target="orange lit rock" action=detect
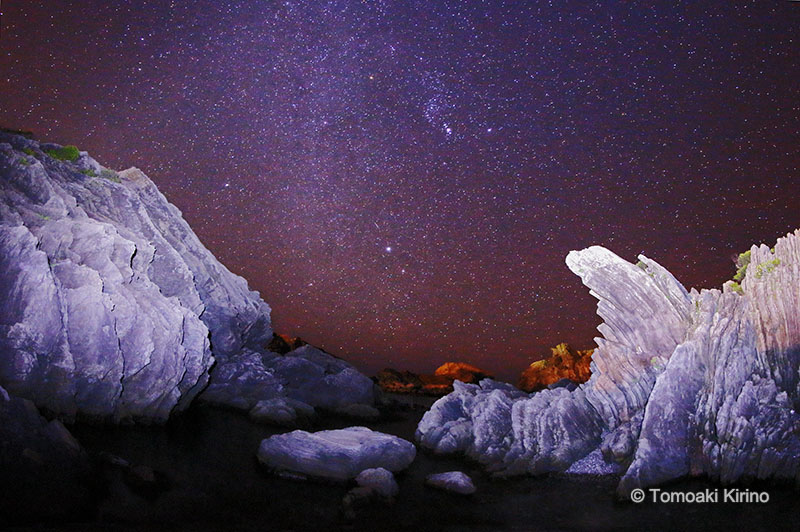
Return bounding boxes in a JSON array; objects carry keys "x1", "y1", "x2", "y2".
[
  {"x1": 433, "y1": 362, "x2": 493, "y2": 384},
  {"x1": 517, "y1": 343, "x2": 593, "y2": 392},
  {"x1": 376, "y1": 362, "x2": 493, "y2": 396}
]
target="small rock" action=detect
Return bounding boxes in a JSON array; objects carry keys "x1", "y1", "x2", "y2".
[
  {"x1": 425, "y1": 471, "x2": 476, "y2": 495},
  {"x1": 267, "y1": 333, "x2": 307, "y2": 354},
  {"x1": 249, "y1": 397, "x2": 315, "y2": 427},
  {"x1": 433, "y1": 362, "x2": 493, "y2": 384},
  {"x1": 355, "y1": 467, "x2": 399, "y2": 498}
]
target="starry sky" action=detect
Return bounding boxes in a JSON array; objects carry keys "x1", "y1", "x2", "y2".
[{"x1": 1, "y1": 1, "x2": 799, "y2": 380}]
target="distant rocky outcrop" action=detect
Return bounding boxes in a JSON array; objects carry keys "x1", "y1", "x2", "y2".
[
  {"x1": 517, "y1": 343, "x2": 593, "y2": 392},
  {"x1": 375, "y1": 369, "x2": 427, "y2": 394},
  {"x1": 0, "y1": 131, "x2": 375, "y2": 423},
  {"x1": 434, "y1": 362, "x2": 493, "y2": 384},
  {"x1": 376, "y1": 362, "x2": 492, "y2": 396},
  {"x1": 417, "y1": 231, "x2": 800, "y2": 496}
]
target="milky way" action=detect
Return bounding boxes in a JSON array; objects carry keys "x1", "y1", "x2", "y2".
[{"x1": 1, "y1": 1, "x2": 799, "y2": 379}]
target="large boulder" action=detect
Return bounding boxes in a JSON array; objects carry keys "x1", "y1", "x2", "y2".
[
  {"x1": 0, "y1": 133, "x2": 230, "y2": 421},
  {"x1": 257, "y1": 426, "x2": 416, "y2": 481},
  {"x1": 416, "y1": 231, "x2": 800, "y2": 495},
  {"x1": 0, "y1": 132, "x2": 276, "y2": 421}
]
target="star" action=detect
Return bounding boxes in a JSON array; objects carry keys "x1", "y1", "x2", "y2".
[{"x1": 3, "y1": 0, "x2": 796, "y2": 382}]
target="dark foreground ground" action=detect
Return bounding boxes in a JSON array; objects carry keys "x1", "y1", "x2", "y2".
[{"x1": 4, "y1": 398, "x2": 799, "y2": 532}]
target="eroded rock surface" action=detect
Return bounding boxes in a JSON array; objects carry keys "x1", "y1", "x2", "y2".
[
  {"x1": 417, "y1": 232, "x2": 800, "y2": 495},
  {"x1": 0, "y1": 132, "x2": 377, "y2": 423},
  {"x1": 0, "y1": 134, "x2": 231, "y2": 421}
]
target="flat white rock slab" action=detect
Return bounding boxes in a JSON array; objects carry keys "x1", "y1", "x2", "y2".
[{"x1": 257, "y1": 426, "x2": 416, "y2": 481}]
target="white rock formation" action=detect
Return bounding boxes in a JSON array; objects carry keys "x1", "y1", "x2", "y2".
[
  {"x1": 257, "y1": 426, "x2": 416, "y2": 481},
  {"x1": 0, "y1": 136, "x2": 230, "y2": 422},
  {"x1": 0, "y1": 132, "x2": 378, "y2": 422},
  {"x1": 416, "y1": 231, "x2": 800, "y2": 495}
]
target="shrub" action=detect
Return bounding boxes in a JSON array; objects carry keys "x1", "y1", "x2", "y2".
[
  {"x1": 19, "y1": 157, "x2": 30, "y2": 166},
  {"x1": 80, "y1": 168, "x2": 97, "y2": 177},
  {"x1": 22, "y1": 147, "x2": 36, "y2": 156},
  {"x1": 728, "y1": 281, "x2": 744, "y2": 295},
  {"x1": 754, "y1": 258, "x2": 781, "y2": 279},
  {"x1": 45, "y1": 145, "x2": 80, "y2": 162},
  {"x1": 732, "y1": 250, "x2": 751, "y2": 282}
]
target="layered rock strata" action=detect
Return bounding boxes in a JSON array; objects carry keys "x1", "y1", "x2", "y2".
[{"x1": 417, "y1": 233, "x2": 800, "y2": 495}]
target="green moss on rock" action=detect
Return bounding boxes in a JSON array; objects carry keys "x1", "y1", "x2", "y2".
[{"x1": 45, "y1": 145, "x2": 80, "y2": 162}]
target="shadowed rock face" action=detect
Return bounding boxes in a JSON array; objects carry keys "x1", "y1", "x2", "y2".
[
  {"x1": 0, "y1": 384, "x2": 92, "y2": 523},
  {"x1": 518, "y1": 343, "x2": 593, "y2": 393},
  {"x1": 417, "y1": 232, "x2": 800, "y2": 494},
  {"x1": 267, "y1": 333, "x2": 307, "y2": 354},
  {"x1": 201, "y1": 344, "x2": 376, "y2": 418},
  {"x1": 0, "y1": 131, "x2": 377, "y2": 424}
]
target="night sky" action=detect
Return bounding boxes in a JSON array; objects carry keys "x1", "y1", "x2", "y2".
[{"x1": 1, "y1": 1, "x2": 799, "y2": 380}]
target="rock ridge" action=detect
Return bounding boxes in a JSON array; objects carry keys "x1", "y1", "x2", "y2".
[{"x1": 416, "y1": 231, "x2": 800, "y2": 495}]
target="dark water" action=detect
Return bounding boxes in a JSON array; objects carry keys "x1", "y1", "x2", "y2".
[{"x1": 11, "y1": 403, "x2": 800, "y2": 532}]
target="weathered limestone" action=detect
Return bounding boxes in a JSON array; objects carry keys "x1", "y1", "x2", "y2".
[{"x1": 417, "y1": 232, "x2": 800, "y2": 495}]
